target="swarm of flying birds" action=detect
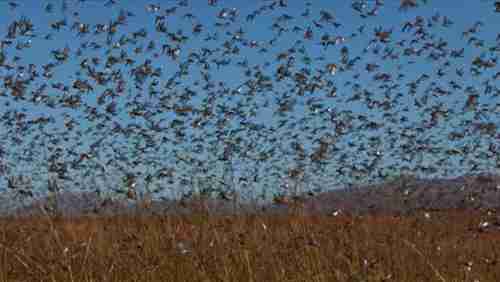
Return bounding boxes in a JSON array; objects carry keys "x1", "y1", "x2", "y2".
[{"x1": 0, "y1": 0, "x2": 499, "y2": 209}]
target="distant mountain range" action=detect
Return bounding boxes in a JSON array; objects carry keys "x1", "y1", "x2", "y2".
[
  {"x1": 3, "y1": 173, "x2": 500, "y2": 217},
  {"x1": 300, "y1": 173, "x2": 500, "y2": 216}
]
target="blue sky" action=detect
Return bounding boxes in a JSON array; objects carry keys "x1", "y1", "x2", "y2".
[{"x1": 0, "y1": 0, "x2": 499, "y2": 202}]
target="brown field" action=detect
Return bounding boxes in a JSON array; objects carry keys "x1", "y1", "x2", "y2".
[{"x1": 1, "y1": 207, "x2": 500, "y2": 282}]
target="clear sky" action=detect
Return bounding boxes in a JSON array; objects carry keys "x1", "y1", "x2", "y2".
[{"x1": 0, "y1": 0, "x2": 499, "y2": 202}]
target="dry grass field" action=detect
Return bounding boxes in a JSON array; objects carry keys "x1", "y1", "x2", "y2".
[{"x1": 1, "y1": 207, "x2": 500, "y2": 282}]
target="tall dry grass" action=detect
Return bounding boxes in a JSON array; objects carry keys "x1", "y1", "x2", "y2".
[{"x1": 0, "y1": 208, "x2": 499, "y2": 281}]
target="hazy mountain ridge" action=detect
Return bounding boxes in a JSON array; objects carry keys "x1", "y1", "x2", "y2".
[
  {"x1": 301, "y1": 173, "x2": 500, "y2": 216},
  {"x1": 4, "y1": 173, "x2": 500, "y2": 217}
]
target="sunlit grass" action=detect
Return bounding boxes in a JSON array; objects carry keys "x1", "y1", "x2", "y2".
[{"x1": 1, "y1": 207, "x2": 499, "y2": 281}]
